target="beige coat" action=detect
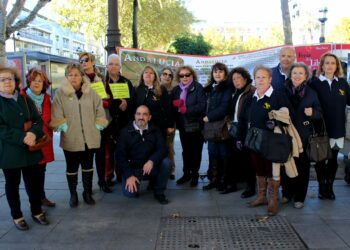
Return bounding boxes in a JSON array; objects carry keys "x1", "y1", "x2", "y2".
[
  {"x1": 268, "y1": 107, "x2": 303, "y2": 180},
  {"x1": 51, "y1": 80, "x2": 108, "y2": 152}
]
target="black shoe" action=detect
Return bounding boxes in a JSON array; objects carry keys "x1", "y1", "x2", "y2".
[
  {"x1": 82, "y1": 191, "x2": 95, "y2": 205},
  {"x1": 203, "y1": 182, "x2": 217, "y2": 190},
  {"x1": 220, "y1": 185, "x2": 238, "y2": 194},
  {"x1": 154, "y1": 194, "x2": 169, "y2": 205},
  {"x1": 99, "y1": 182, "x2": 112, "y2": 193},
  {"x1": 190, "y1": 178, "x2": 198, "y2": 187},
  {"x1": 13, "y1": 218, "x2": 29, "y2": 231},
  {"x1": 69, "y1": 192, "x2": 79, "y2": 208},
  {"x1": 169, "y1": 174, "x2": 175, "y2": 180},
  {"x1": 216, "y1": 182, "x2": 225, "y2": 192},
  {"x1": 240, "y1": 188, "x2": 256, "y2": 198},
  {"x1": 327, "y1": 181, "x2": 336, "y2": 200},
  {"x1": 176, "y1": 175, "x2": 191, "y2": 185},
  {"x1": 32, "y1": 213, "x2": 49, "y2": 225},
  {"x1": 106, "y1": 179, "x2": 117, "y2": 187}
]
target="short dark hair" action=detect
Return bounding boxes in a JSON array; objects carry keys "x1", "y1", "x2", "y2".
[{"x1": 228, "y1": 67, "x2": 253, "y2": 86}]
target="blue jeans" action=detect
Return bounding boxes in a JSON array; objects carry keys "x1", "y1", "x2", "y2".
[{"x1": 122, "y1": 158, "x2": 171, "y2": 197}]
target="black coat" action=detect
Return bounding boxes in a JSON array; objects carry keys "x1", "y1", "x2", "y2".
[
  {"x1": 309, "y1": 77, "x2": 350, "y2": 138},
  {"x1": 135, "y1": 84, "x2": 173, "y2": 136},
  {"x1": 172, "y1": 81, "x2": 206, "y2": 132},
  {"x1": 204, "y1": 81, "x2": 232, "y2": 122},
  {"x1": 284, "y1": 82, "x2": 322, "y2": 146},
  {"x1": 116, "y1": 122, "x2": 167, "y2": 179}
]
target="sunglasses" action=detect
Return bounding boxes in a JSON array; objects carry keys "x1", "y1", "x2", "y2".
[
  {"x1": 179, "y1": 73, "x2": 192, "y2": 78},
  {"x1": 79, "y1": 58, "x2": 90, "y2": 64},
  {"x1": 162, "y1": 72, "x2": 173, "y2": 78}
]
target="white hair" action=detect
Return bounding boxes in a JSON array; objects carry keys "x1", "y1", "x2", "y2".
[{"x1": 107, "y1": 53, "x2": 120, "y2": 63}]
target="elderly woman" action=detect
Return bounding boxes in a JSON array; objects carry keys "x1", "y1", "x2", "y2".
[
  {"x1": 160, "y1": 67, "x2": 176, "y2": 180},
  {"x1": 172, "y1": 66, "x2": 206, "y2": 186},
  {"x1": 310, "y1": 53, "x2": 350, "y2": 200},
  {"x1": 202, "y1": 63, "x2": 232, "y2": 192},
  {"x1": 0, "y1": 67, "x2": 48, "y2": 230},
  {"x1": 79, "y1": 52, "x2": 112, "y2": 193},
  {"x1": 51, "y1": 63, "x2": 107, "y2": 207},
  {"x1": 237, "y1": 65, "x2": 291, "y2": 216},
  {"x1": 21, "y1": 68, "x2": 55, "y2": 207},
  {"x1": 227, "y1": 67, "x2": 256, "y2": 197},
  {"x1": 283, "y1": 63, "x2": 322, "y2": 209},
  {"x1": 135, "y1": 65, "x2": 173, "y2": 139}
]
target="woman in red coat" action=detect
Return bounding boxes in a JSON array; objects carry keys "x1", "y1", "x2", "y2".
[{"x1": 22, "y1": 68, "x2": 55, "y2": 207}]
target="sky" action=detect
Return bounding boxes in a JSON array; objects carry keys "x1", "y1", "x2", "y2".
[{"x1": 185, "y1": 0, "x2": 348, "y2": 32}]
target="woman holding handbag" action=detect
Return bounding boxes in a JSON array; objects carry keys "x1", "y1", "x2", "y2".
[
  {"x1": 21, "y1": 68, "x2": 55, "y2": 207},
  {"x1": 202, "y1": 63, "x2": 233, "y2": 192},
  {"x1": 237, "y1": 65, "x2": 291, "y2": 216},
  {"x1": 0, "y1": 67, "x2": 49, "y2": 230},
  {"x1": 309, "y1": 53, "x2": 350, "y2": 200},
  {"x1": 283, "y1": 63, "x2": 322, "y2": 209}
]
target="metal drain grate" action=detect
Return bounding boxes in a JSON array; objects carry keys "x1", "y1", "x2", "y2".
[{"x1": 156, "y1": 216, "x2": 307, "y2": 250}]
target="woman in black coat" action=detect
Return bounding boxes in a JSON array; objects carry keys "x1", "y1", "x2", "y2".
[
  {"x1": 283, "y1": 63, "x2": 322, "y2": 209},
  {"x1": 309, "y1": 52, "x2": 350, "y2": 200},
  {"x1": 172, "y1": 66, "x2": 206, "y2": 186}
]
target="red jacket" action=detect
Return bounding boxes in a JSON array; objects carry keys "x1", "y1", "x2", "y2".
[{"x1": 21, "y1": 89, "x2": 54, "y2": 164}]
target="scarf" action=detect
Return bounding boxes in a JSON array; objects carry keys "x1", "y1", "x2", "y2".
[
  {"x1": 179, "y1": 81, "x2": 192, "y2": 105},
  {"x1": 86, "y1": 72, "x2": 96, "y2": 83},
  {"x1": 26, "y1": 88, "x2": 44, "y2": 114}
]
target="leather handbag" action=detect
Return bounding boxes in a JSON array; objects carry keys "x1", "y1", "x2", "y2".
[
  {"x1": 202, "y1": 118, "x2": 230, "y2": 142},
  {"x1": 306, "y1": 118, "x2": 332, "y2": 162},
  {"x1": 244, "y1": 127, "x2": 265, "y2": 153}
]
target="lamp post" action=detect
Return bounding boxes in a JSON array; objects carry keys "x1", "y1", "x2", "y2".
[
  {"x1": 106, "y1": 0, "x2": 122, "y2": 55},
  {"x1": 318, "y1": 7, "x2": 328, "y2": 43}
]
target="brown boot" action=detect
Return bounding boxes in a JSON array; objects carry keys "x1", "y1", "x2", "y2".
[
  {"x1": 267, "y1": 178, "x2": 280, "y2": 216},
  {"x1": 248, "y1": 176, "x2": 268, "y2": 207}
]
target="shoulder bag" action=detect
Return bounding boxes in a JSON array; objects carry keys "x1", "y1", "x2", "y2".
[{"x1": 202, "y1": 117, "x2": 230, "y2": 142}]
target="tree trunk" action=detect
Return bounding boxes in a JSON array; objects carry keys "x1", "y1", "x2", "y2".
[
  {"x1": 280, "y1": 0, "x2": 293, "y2": 44},
  {"x1": 132, "y1": 0, "x2": 138, "y2": 48}
]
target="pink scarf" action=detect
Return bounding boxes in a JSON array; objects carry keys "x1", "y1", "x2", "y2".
[{"x1": 179, "y1": 81, "x2": 192, "y2": 104}]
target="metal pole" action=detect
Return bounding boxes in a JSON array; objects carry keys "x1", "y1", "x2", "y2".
[
  {"x1": 318, "y1": 7, "x2": 328, "y2": 44},
  {"x1": 106, "y1": 0, "x2": 122, "y2": 55}
]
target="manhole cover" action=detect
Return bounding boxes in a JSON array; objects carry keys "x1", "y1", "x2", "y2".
[{"x1": 156, "y1": 216, "x2": 307, "y2": 250}]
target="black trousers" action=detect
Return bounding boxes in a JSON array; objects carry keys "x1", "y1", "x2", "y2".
[
  {"x1": 38, "y1": 163, "x2": 47, "y2": 199},
  {"x1": 63, "y1": 146, "x2": 95, "y2": 174},
  {"x1": 179, "y1": 130, "x2": 204, "y2": 177},
  {"x1": 3, "y1": 165, "x2": 43, "y2": 220},
  {"x1": 282, "y1": 152, "x2": 310, "y2": 202},
  {"x1": 95, "y1": 130, "x2": 108, "y2": 184}
]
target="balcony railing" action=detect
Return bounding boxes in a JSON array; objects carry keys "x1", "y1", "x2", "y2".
[{"x1": 18, "y1": 31, "x2": 53, "y2": 45}]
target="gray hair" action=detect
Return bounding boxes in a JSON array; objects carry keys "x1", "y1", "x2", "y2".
[{"x1": 107, "y1": 53, "x2": 120, "y2": 64}]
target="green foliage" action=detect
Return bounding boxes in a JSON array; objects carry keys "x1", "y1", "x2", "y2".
[
  {"x1": 329, "y1": 17, "x2": 350, "y2": 43},
  {"x1": 168, "y1": 34, "x2": 212, "y2": 55},
  {"x1": 54, "y1": 0, "x2": 194, "y2": 49}
]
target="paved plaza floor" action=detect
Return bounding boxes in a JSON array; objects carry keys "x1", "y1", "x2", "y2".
[{"x1": 1, "y1": 133, "x2": 350, "y2": 250}]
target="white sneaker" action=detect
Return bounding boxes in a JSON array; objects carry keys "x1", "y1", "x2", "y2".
[{"x1": 294, "y1": 202, "x2": 304, "y2": 209}]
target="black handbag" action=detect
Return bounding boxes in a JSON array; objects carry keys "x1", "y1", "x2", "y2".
[
  {"x1": 306, "y1": 118, "x2": 332, "y2": 162},
  {"x1": 202, "y1": 118, "x2": 230, "y2": 142},
  {"x1": 244, "y1": 127, "x2": 265, "y2": 153},
  {"x1": 183, "y1": 118, "x2": 201, "y2": 133},
  {"x1": 228, "y1": 121, "x2": 238, "y2": 138}
]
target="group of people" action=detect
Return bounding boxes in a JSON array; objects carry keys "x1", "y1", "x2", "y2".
[{"x1": 1, "y1": 47, "x2": 349, "y2": 231}]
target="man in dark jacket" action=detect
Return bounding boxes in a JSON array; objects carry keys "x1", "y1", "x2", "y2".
[
  {"x1": 271, "y1": 46, "x2": 296, "y2": 90},
  {"x1": 116, "y1": 105, "x2": 171, "y2": 204}
]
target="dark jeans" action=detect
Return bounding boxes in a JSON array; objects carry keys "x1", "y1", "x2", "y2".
[
  {"x1": 179, "y1": 130, "x2": 204, "y2": 178},
  {"x1": 122, "y1": 158, "x2": 171, "y2": 197},
  {"x1": 95, "y1": 130, "x2": 107, "y2": 184},
  {"x1": 63, "y1": 146, "x2": 95, "y2": 174},
  {"x1": 3, "y1": 165, "x2": 43, "y2": 220},
  {"x1": 38, "y1": 163, "x2": 47, "y2": 199},
  {"x1": 282, "y1": 152, "x2": 310, "y2": 202}
]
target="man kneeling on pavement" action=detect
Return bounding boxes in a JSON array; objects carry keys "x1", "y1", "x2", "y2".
[{"x1": 116, "y1": 105, "x2": 171, "y2": 204}]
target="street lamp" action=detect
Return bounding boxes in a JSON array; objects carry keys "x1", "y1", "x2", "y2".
[
  {"x1": 318, "y1": 7, "x2": 328, "y2": 43},
  {"x1": 105, "y1": 0, "x2": 122, "y2": 55}
]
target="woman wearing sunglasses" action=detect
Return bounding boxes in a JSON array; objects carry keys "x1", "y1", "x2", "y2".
[
  {"x1": 172, "y1": 66, "x2": 206, "y2": 187},
  {"x1": 160, "y1": 67, "x2": 177, "y2": 180},
  {"x1": 79, "y1": 52, "x2": 112, "y2": 193}
]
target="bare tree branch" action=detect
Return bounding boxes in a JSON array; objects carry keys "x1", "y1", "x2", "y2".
[
  {"x1": 7, "y1": 0, "x2": 50, "y2": 37},
  {"x1": 7, "y1": 0, "x2": 25, "y2": 26}
]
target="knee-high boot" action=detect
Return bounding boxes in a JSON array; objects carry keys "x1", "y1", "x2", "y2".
[
  {"x1": 326, "y1": 153, "x2": 338, "y2": 200},
  {"x1": 66, "y1": 173, "x2": 78, "y2": 207},
  {"x1": 82, "y1": 170, "x2": 95, "y2": 205},
  {"x1": 203, "y1": 159, "x2": 219, "y2": 190},
  {"x1": 314, "y1": 161, "x2": 327, "y2": 199},
  {"x1": 267, "y1": 178, "x2": 280, "y2": 216},
  {"x1": 249, "y1": 176, "x2": 268, "y2": 207}
]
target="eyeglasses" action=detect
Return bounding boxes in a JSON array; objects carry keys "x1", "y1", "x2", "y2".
[
  {"x1": 79, "y1": 58, "x2": 89, "y2": 64},
  {"x1": 179, "y1": 73, "x2": 192, "y2": 78},
  {"x1": 162, "y1": 72, "x2": 173, "y2": 78},
  {"x1": 0, "y1": 77, "x2": 15, "y2": 83}
]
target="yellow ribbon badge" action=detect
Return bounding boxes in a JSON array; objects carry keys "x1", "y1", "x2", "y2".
[
  {"x1": 339, "y1": 89, "x2": 345, "y2": 96},
  {"x1": 263, "y1": 102, "x2": 271, "y2": 110}
]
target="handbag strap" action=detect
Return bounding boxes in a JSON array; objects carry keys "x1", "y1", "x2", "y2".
[
  {"x1": 310, "y1": 116, "x2": 328, "y2": 137},
  {"x1": 23, "y1": 95, "x2": 32, "y2": 121}
]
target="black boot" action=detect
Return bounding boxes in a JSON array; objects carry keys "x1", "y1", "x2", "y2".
[
  {"x1": 98, "y1": 181, "x2": 112, "y2": 193},
  {"x1": 82, "y1": 170, "x2": 95, "y2": 205},
  {"x1": 176, "y1": 174, "x2": 191, "y2": 185},
  {"x1": 327, "y1": 179, "x2": 336, "y2": 200},
  {"x1": 66, "y1": 173, "x2": 79, "y2": 207},
  {"x1": 220, "y1": 159, "x2": 236, "y2": 194},
  {"x1": 314, "y1": 161, "x2": 327, "y2": 199},
  {"x1": 203, "y1": 159, "x2": 219, "y2": 190},
  {"x1": 190, "y1": 173, "x2": 199, "y2": 187}
]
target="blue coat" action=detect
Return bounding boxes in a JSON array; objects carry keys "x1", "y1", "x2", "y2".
[{"x1": 271, "y1": 64, "x2": 287, "y2": 91}]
